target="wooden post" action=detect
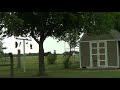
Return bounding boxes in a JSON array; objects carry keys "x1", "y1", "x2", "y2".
[
  {"x1": 17, "y1": 49, "x2": 21, "y2": 69},
  {"x1": 9, "y1": 53, "x2": 14, "y2": 78}
]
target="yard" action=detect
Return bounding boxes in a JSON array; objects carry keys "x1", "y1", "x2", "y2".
[{"x1": 1, "y1": 54, "x2": 120, "y2": 78}]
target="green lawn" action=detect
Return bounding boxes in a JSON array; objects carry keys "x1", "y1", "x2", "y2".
[{"x1": 1, "y1": 55, "x2": 120, "y2": 78}]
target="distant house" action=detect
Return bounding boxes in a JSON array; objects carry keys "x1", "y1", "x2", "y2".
[{"x1": 79, "y1": 30, "x2": 120, "y2": 69}]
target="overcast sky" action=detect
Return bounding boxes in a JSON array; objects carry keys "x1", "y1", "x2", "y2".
[{"x1": 2, "y1": 36, "x2": 74, "y2": 54}]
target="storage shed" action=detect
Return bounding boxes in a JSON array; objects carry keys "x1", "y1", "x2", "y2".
[{"x1": 79, "y1": 30, "x2": 120, "y2": 68}]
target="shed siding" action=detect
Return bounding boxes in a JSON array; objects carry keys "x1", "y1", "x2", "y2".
[
  {"x1": 80, "y1": 42, "x2": 90, "y2": 67},
  {"x1": 107, "y1": 41, "x2": 117, "y2": 66},
  {"x1": 118, "y1": 41, "x2": 120, "y2": 56}
]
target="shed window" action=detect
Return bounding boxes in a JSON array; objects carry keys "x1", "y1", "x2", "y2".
[
  {"x1": 99, "y1": 43, "x2": 104, "y2": 47},
  {"x1": 92, "y1": 55, "x2": 97, "y2": 60},
  {"x1": 100, "y1": 61, "x2": 105, "y2": 65},
  {"x1": 100, "y1": 55, "x2": 105, "y2": 60},
  {"x1": 99, "y1": 49, "x2": 105, "y2": 54},
  {"x1": 92, "y1": 49, "x2": 97, "y2": 54},
  {"x1": 92, "y1": 43, "x2": 97, "y2": 47}
]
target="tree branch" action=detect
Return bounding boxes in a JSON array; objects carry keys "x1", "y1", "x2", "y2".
[
  {"x1": 0, "y1": 25, "x2": 4, "y2": 31},
  {"x1": 40, "y1": 31, "x2": 47, "y2": 42},
  {"x1": 44, "y1": 30, "x2": 52, "y2": 38},
  {"x1": 31, "y1": 31, "x2": 39, "y2": 44}
]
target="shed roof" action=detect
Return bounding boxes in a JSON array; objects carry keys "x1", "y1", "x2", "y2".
[
  {"x1": 80, "y1": 30, "x2": 120, "y2": 41},
  {"x1": 110, "y1": 30, "x2": 120, "y2": 41}
]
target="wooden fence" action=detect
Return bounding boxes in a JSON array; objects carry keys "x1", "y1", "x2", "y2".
[{"x1": 0, "y1": 53, "x2": 14, "y2": 78}]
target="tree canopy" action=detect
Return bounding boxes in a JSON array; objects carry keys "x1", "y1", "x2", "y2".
[{"x1": 0, "y1": 12, "x2": 116, "y2": 39}]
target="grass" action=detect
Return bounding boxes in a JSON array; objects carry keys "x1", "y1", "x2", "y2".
[{"x1": 1, "y1": 54, "x2": 120, "y2": 78}]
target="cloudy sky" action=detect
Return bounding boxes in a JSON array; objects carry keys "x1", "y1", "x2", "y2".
[{"x1": 2, "y1": 36, "x2": 72, "y2": 54}]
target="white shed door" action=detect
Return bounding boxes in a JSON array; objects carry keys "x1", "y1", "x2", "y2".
[{"x1": 90, "y1": 41, "x2": 107, "y2": 67}]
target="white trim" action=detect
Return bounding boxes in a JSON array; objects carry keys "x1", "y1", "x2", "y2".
[
  {"x1": 90, "y1": 41, "x2": 98, "y2": 67},
  {"x1": 98, "y1": 41, "x2": 108, "y2": 67},
  {"x1": 79, "y1": 42, "x2": 82, "y2": 68},
  {"x1": 80, "y1": 33, "x2": 86, "y2": 41},
  {"x1": 116, "y1": 41, "x2": 119, "y2": 68},
  {"x1": 80, "y1": 39, "x2": 116, "y2": 42},
  {"x1": 105, "y1": 41, "x2": 108, "y2": 67},
  {"x1": 97, "y1": 42, "x2": 99, "y2": 67},
  {"x1": 89, "y1": 42, "x2": 92, "y2": 67},
  {"x1": 86, "y1": 66, "x2": 119, "y2": 69},
  {"x1": 90, "y1": 41, "x2": 108, "y2": 68},
  {"x1": 103, "y1": 66, "x2": 119, "y2": 68}
]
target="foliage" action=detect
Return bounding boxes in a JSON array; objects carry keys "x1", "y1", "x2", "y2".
[
  {"x1": 47, "y1": 53, "x2": 57, "y2": 64},
  {"x1": 57, "y1": 12, "x2": 115, "y2": 52},
  {"x1": 60, "y1": 29, "x2": 80, "y2": 52},
  {"x1": 0, "y1": 12, "x2": 116, "y2": 37},
  {"x1": 63, "y1": 56, "x2": 72, "y2": 68},
  {"x1": 113, "y1": 12, "x2": 120, "y2": 32}
]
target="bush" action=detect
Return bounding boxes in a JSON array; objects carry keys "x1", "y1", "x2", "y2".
[
  {"x1": 63, "y1": 56, "x2": 72, "y2": 68},
  {"x1": 47, "y1": 53, "x2": 57, "y2": 64}
]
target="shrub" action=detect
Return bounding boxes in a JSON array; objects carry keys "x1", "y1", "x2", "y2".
[
  {"x1": 63, "y1": 56, "x2": 72, "y2": 68},
  {"x1": 47, "y1": 53, "x2": 57, "y2": 64}
]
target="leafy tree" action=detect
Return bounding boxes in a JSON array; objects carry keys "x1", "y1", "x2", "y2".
[
  {"x1": 58, "y1": 12, "x2": 115, "y2": 56},
  {"x1": 61, "y1": 29, "x2": 80, "y2": 54},
  {"x1": 0, "y1": 12, "x2": 115, "y2": 75},
  {"x1": 0, "y1": 12, "x2": 80, "y2": 75}
]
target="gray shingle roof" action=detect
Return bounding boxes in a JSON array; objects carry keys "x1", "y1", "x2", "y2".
[
  {"x1": 110, "y1": 30, "x2": 120, "y2": 41},
  {"x1": 80, "y1": 30, "x2": 120, "y2": 41}
]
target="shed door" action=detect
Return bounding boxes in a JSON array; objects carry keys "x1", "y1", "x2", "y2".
[{"x1": 90, "y1": 41, "x2": 107, "y2": 67}]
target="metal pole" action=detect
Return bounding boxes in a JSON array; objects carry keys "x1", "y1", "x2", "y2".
[{"x1": 23, "y1": 40, "x2": 26, "y2": 72}]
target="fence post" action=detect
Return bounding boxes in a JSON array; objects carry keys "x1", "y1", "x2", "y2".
[
  {"x1": 9, "y1": 53, "x2": 14, "y2": 78},
  {"x1": 17, "y1": 49, "x2": 21, "y2": 69}
]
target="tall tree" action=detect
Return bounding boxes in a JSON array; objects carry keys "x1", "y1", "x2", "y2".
[
  {"x1": 0, "y1": 12, "x2": 115, "y2": 75},
  {"x1": 1, "y1": 12, "x2": 80, "y2": 75},
  {"x1": 61, "y1": 29, "x2": 80, "y2": 53},
  {"x1": 57, "y1": 12, "x2": 115, "y2": 53}
]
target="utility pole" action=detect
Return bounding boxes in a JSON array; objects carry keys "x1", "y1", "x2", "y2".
[{"x1": 16, "y1": 37, "x2": 31, "y2": 72}]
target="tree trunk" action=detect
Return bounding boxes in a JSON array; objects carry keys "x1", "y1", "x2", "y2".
[
  {"x1": 68, "y1": 45, "x2": 72, "y2": 58},
  {"x1": 38, "y1": 40, "x2": 45, "y2": 75},
  {"x1": 70, "y1": 47, "x2": 71, "y2": 53}
]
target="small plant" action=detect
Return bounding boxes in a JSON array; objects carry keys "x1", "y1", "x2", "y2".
[
  {"x1": 63, "y1": 56, "x2": 72, "y2": 68},
  {"x1": 47, "y1": 53, "x2": 57, "y2": 64}
]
